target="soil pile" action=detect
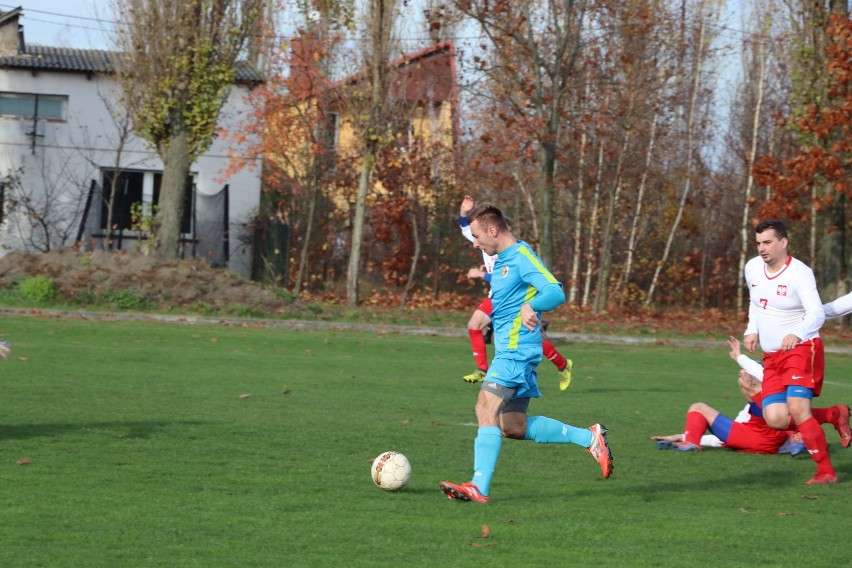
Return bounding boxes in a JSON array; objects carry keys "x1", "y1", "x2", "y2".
[{"x1": 0, "y1": 249, "x2": 286, "y2": 313}]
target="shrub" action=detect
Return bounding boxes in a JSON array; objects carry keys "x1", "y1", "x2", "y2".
[
  {"x1": 18, "y1": 275, "x2": 56, "y2": 303},
  {"x1": 97, "y1": 288, "x2": 151, "y2": 311}
]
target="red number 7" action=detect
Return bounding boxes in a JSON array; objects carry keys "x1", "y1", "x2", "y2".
[{"x1": 759, "y1": 298, "x2": 768, "y2": 309}]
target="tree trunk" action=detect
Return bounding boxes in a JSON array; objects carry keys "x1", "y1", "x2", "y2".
[
  {"x1": 582, "y1": 140, "x2": 604, "y2": 309},
  {"x1": 346, "y1": 148, "x2": 374, "y2": 306},
  {"x1": 737, "y1": 15, "x2": 767, "y2": 311},
  {"x1": 617, "y1": 113, "x2": 658, "y2": 302},
  {"x1": 569, "y1": 75, "x2": 591, "y2": 305},
  {"x1": 538, "y1": 140, "x2": 556, "y2": 264},
  {"x1": 155, "y1": 126, "x2": 192, "y2": 259},
  {"x1": 400, "y1": 209, "x2": 420, "y2": 308},
  {"x1": 593, "y1": 128, "x2": 630, "y2": 314},
  {"x1": 294, "y1": 177, "x2": 319, "y2": 295}
]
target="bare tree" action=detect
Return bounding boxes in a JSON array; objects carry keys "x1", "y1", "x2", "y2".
[
  {"x1": 454, "y1": 0, "x2": 591, "y2": 266},
  {"x1": 2, "y1": 158, "x2": 89, "y2": 252},
  {"x1": 645, "y1": 0, "x2": 713, "y2": 306},
  {"x1": 341, "y1": 0, "x2": 401, "y2": 306}
]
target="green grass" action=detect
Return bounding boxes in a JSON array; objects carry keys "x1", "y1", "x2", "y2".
[{"x1": 0, "y1": 315, "x2": 850, "y2": 567}]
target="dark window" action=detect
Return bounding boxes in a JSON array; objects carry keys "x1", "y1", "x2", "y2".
[
  {"x1": 100, "y1": 170, "x2": 143, "y2": 231},
  {"x1": 101, "y1": 171, "x2": 194, "y2": 234}
]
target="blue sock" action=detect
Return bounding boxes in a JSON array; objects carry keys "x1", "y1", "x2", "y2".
[
  {"x1": 472, "y1": 426, "x2": 502, "y2": 496},
  {"x1": 525, "y1": 416, "x2": 592, "y2": 447}
]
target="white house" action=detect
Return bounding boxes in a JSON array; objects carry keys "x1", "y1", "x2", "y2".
[{"x1": 0, "y1": 7, "x2": 263, "y2": 278}]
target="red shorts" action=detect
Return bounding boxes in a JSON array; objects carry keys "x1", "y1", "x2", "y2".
[
  {"x1": 476, "y1": 297, "x2": 493, "y2": 317},
  {"x1": 761, "y1": 338, "x2": 825, "y2": 398},
  {"x1": 725, "y1": 421, "x2": 790, "y2": 454}
]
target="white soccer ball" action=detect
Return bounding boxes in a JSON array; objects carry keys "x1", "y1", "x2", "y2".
[{"x1": 370, "y1": 451, "x2": 412, "y2": 491}]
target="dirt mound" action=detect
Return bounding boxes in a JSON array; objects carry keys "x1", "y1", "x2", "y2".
[{"x1": 0, "y1": 249, "x2": 287, "y2": 313}]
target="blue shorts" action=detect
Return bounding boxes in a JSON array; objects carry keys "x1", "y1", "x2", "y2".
[
  {"x1": 483, "y1": 347, "x2": 542, "y2": 400},
  {"x1": 763, "y1": 386, "x2": 814, "y2": 408}
]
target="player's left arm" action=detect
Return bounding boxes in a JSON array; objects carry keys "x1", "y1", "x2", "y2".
[
  {"x1": 824, "y1": 291, "x2": 852, "y2": 320},
  {"x1": 513, "y1": 245, "x2": 565, "y2": 330},
  {"x1": 521, "y1": 283, "x2": 564, "y2": 331},
  {"x1": 789, "y1": 269, "x2": 825, "y2": 346}
]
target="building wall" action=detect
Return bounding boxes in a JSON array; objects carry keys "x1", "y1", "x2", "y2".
[{"x1": 0, "y1": 67, "x2": 262, "y2": 278}]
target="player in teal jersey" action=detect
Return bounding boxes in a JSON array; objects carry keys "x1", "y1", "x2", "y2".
[{"x1": 439, "y1": 202, "x2": 613, "y2": 503}]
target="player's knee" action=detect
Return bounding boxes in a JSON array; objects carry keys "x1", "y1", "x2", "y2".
[
  {"x1": 500, "y1": 423, "x2": 526, "y2": 439},
  {"x1": 688, "y1": 402, "x2": 707, "y2": 413}
]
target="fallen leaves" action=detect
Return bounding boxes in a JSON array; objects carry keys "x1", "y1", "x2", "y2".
[{"x1": 467, "y1": 524, "x2": 495, "y2": 547}]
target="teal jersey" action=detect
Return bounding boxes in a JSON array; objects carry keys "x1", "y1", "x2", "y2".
[{"x1": 490, "y1": 240, "x2": 564, "y2": 356}]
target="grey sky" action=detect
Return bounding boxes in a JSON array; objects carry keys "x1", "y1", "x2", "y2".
[{"x1": 2, "y1": 1, "x2": 113, "y2": 49}]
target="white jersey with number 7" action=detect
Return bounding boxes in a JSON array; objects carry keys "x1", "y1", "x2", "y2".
[{"x1": 743, "y1": 255, "x2": 824, "y2": 354}]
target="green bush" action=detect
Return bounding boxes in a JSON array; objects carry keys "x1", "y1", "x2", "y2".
[
  {"x1": 18, "y1": 275, "x2": 56, "y2": 302},
  {"x1": 97, "y1": 288, "x2": 151, "y2": 311}
]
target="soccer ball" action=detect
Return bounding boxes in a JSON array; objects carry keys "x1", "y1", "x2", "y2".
[{"x1": 370, "y1": 451, "x2": 411, "y2": 491}]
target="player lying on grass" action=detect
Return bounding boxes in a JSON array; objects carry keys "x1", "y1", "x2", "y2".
[
  {"x1": 652, "y1": 368, "x2": 804, "y2": 454},
  {"x1": 652, "y1": 337, "x2": 850, "y2": 453}
]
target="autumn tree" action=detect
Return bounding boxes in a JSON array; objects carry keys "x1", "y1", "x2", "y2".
[
  {"x1": 753, "y1": 10, "x2": 852, "y2": 297},
  {"x1": 112, "y1": 0, "x2": 265, "y2": 260}
]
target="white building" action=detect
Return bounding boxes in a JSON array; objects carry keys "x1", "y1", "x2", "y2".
[{"x1": 0, "y1": 7, "x2": 263, "y2": 278}]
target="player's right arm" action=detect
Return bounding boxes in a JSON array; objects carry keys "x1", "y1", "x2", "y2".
[
  {"x1": 728, "y1": 336, "x2": 764, "y2": 380},
  {"x1": 459, "y1": 196, "x2": 476, "y2": 244}
]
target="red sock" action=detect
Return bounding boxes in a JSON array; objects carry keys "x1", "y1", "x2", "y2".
[
  {"x1": 811, "y1": 406, "x2": 839, "y2": 425},
  {"x1": 468, "y1": 329, "x2": 488, "y2": 371},
  {"x1": 683, "y1": 411, "x2": 708, "y2": 446},
  {"x1": 797, "y1": 417, "x2": 835, "y2": 475},
  {"x1": 542, "y1": 340, "x2": 567, "y2": 371}
]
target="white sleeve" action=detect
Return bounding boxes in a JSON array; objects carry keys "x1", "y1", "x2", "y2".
[
  {"x1": 733, "y1": 403, "x2": 752, "y2": 423},
  {"x1": 792, "y1": 267, "x2": 824, "y2": 340},
  {"x1": 824, "y1": 291, "x2": 852, "y2": 320},
  {"x1": 460, "y1": 223, "x2": 474, "y2": 244},
  {"x1": 736, "y1": 354, "x2": 763, "y2": 381},
  {"x1": 700, "y1": 434, "x2": 724, "y2": 447}
]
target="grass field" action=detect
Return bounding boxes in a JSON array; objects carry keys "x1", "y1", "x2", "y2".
[{"x1": 1, "y1": 314, "x2": 850, "y2": 567}]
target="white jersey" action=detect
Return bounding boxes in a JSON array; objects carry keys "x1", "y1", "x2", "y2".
[
  {"x1": 460, "y1": 222, "x2": 497, "y2": 274},
  {"x1": 824, "y1": 291, "x2": 852, "y2": 320},
  {"x1": 744, "y1": 255, "x2": 824, "y2": 354}
]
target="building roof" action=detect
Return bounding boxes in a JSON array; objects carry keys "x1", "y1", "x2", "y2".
[{"x1": 0, "y1": 44, "x2": 263, "y2": 83}]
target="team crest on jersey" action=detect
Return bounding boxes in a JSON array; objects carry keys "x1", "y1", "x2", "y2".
[
  {"x1": 777, "y1": 285, "x2": 787, "y2": 296},
  {"x1": 501, "y1": 266, "x2": 509, "y2": 278}
]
